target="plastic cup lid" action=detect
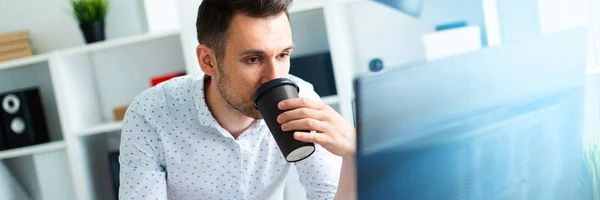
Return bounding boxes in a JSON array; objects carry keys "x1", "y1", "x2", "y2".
[{"x1": 253, "y1": 78, "x2": 299, "y2": 109}]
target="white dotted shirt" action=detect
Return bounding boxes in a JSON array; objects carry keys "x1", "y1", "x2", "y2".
[{"x1": 119, "y1": 74, "x2": 342, "y2": 200}]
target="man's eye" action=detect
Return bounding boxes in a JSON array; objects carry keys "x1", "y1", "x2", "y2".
[
  {"x1": 278, "y1": 52, "x2": 290, "y2": 59},
  {"x1": 247, "y1": 57, "x2": 261, "y2": 64}
]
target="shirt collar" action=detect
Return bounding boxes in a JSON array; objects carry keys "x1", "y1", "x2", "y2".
[{"x1": 193, "y1": 74, "x2": 221, "y2": 129}]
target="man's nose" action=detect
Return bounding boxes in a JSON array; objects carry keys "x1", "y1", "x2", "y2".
[{"x1": 260, "y1": 60, "x2": 285, "y2": 84}]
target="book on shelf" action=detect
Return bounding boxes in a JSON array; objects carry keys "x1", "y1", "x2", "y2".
[
  {"x1": 0, "y1": 40, "x2": 31, "y2": 53},
  {"x1": 0, "y1": 31, "x2": 35, "y2": 62},
  {"x1": 0, "y1": 31, "x2": 29, "y2": 44},
  {"x1": 0, "y1": 48, "x2": 34, "y2": 62}
]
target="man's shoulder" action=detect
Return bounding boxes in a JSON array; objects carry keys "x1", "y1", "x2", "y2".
[
  {"x1": 128, "y1": 74, "x2": 202, "y2": 114},
  {"x1": 288, "y1": 74, "x2": 312, "y2": 89},
  {"x1": 288, "y1": 74, "x2": 321, "y2": 101}
]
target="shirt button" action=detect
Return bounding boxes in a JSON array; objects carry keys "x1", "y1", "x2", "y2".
[{"x1": 231, "y1": 182, "x2": 238, "y2": 188}]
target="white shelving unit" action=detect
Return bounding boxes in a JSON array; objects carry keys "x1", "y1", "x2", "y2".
[
  {"x1": 51, "y1": 29, "x2": 186, "y2": 199},
  {"x1": 77, "y1": 122, "x2": 124, "y2": 138},
  {"x1": 0, "y1": 0, "x2": 360, "y2": 200},
  {"x1": 0, "y1": 54, "x2": 51, "y2": 72},
  {"x1": 0, "y1": 28, "x2": 185, "y2": 199},
  {"x1": 0, "y1": 141, "x2": 65, "y2": 160}
]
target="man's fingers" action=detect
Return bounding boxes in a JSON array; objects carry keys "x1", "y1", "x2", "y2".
[
  {"x1": 278, "y1": 98, "x2": 325, "y2": 110},
  {"x1": 277, "y1": 108, "x2": 327, "y2": 124},
  {"x1": 293, "y1": 131, "x2": 331, "y2": 145},
  {"x1": 281, "y1": 118, "x2": 332, "y2": 133}
]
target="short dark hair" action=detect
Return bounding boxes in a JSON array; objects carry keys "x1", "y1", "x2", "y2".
[{"x1": 196, "y1": 0, "x2": 293, "y2": 62}]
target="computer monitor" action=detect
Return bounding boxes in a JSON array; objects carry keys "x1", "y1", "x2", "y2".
[{"x1": 354, "y1": 27, "x2": 589, "y2": 199}]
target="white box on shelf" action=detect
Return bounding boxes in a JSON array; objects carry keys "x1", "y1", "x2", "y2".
[{"x1": 422, "y1": 25, "x2": 482, "y2": 61}]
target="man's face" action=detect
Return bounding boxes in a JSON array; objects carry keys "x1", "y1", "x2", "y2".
[{"x1": 215, "y1": 12, "x2": 294, "y2": 119}]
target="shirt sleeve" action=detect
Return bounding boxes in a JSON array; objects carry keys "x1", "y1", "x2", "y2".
[
  {"x1": 295, "y1": 145, "x2": 343, "y2": 200},
  {"x1": 119, "y1": 98, "x2": 168, "y2": 199},
  {"x1": 293, "y1": 77, "x2": 344, "y2": 200}
]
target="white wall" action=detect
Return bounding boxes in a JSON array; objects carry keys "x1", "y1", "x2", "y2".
[
  {"x1": 0, "y1": 0, "x2": 148, "y2": 54},
  {"x1": 536, "y1": 0, "x2": 593, "y2": 67},
  {"x1": 176, "y1": 0, "x2": 203, "y2": 75},
  {"x1": 346, "y1": 1, "x2": 433, "y2": 75},
  {"x1": 537, "y1": 0, "x2": 589, "y2": 35},
  {"x1": 142, "y1": 0, "x2": 180, "y2": 33},
  {"x1": 289, "y1": 9, "x2": 330, "y2": 58},
  {"x1": 591, "y1": 0, "x2": 600, "y2": 65},
  {"x1": 495, "y1": 0, "x2": 542, "y2": 44}
]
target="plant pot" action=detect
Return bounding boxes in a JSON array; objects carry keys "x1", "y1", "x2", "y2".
[{"x1": 79, "y1": 21, "x2": 105, "y2": 44}]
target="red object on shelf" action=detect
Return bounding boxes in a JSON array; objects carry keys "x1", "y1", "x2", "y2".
[{"x1": 150, "y1": 72, "x2": 186, "y2": 86}]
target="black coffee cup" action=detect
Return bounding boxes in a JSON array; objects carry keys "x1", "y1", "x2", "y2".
[{"x1": 253, "y1": 78, "x2": 316, "y2": 162}]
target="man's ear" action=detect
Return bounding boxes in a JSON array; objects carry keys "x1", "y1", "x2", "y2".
[{"x1": 196, "y1": 44, "x2": 218, "y2": 76}]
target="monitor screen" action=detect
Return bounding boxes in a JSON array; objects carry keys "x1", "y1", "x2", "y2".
[
  {"x1": 354, "y1": 27, "x2": 589, "y2": 199},
  {"x1": 357, "y1": 89, "x2": 584, "y2": 199}
]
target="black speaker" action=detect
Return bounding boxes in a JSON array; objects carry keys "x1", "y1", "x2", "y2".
[
  {"x1": 108, "y1": 151, "x2": 120, "y2": 199},
  {"x1": 289, "y1": 52, "x2": 337, "y2": 97},
  {"x1": 0, "y1": 88, "x2": 50, "y2": 149},
  {"x1": 0, "y1": 116, "x2": 5, "y2": 150}
]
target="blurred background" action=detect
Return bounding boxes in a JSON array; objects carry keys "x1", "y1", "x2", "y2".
[{"x1": 0, "y1": 0, "x2": 598, "y2": 199}]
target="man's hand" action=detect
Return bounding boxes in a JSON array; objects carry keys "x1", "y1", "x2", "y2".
[{"x1": 277, "y1": 98, "x2": 356, "y2": 157}]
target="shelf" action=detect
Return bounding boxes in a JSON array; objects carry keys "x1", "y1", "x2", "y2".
[
  {"x1": 0, "y1": 31, "x2": 180, "y2": 72},
  {"x1": 0, "y1": 53, "x2": 50, "y2": 72},
  {"x1": 57, "y1": 30, "x2": 180, "y2": 56},
  {"x1": 78, "y1": 121, "x2": 123, "y2": 137},
  {"x1": 322, "y1": 95, "x2": 340, "y2": 105},
  {"x1": 0, "y1": 141, "x2": 66, "y2": 160}
]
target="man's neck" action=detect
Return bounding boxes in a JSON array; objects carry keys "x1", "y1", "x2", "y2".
[{"x1": 204, "y1": 76, "x2": 255, "y2": 139}]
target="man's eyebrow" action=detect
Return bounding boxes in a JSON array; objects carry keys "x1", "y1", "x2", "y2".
[
  {"x1": 238, "y1": 44, "x2": 296, "y2": 56},
  {"x1": 283, "y1": 44, "x2": 295, "y2": 51},
  {"x1": 239, "y1": 49, "x2": 265, "y2": 56}
]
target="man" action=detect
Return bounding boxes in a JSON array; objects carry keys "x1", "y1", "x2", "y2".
[{"x1": 119, "y1": 0, "x2": 356, "y2": 199}]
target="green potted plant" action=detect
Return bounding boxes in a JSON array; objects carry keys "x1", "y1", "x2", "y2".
[{"x1": 71, "y1": 0, "x2": 109, "y2": 43}]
